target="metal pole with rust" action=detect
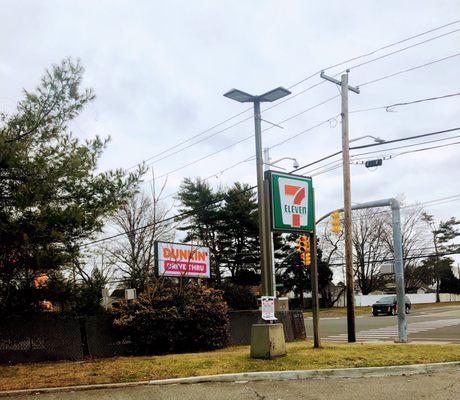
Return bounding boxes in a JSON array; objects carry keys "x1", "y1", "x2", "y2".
[{"x1": 310, "y1": 189, "x2": 321, "y2": 348}]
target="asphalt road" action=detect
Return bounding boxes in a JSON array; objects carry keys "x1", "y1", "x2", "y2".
[
  {"x1": 4, "y1": 369, "x2": 460, "y2": 400},
  {"x1": 305, "y1": 306, "x2": 460, "y2": 343}
]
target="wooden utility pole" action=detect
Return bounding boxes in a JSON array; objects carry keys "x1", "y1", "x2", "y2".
[{"x1": 320, "y1": 70, "x2": 359, "y2": 342}]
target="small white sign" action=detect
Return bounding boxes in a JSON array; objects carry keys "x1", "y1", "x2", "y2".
[
  {"x1": 125, "y1": 288, "x2": 136, "y2": 300},
  {"x1": 261, "y1": 296, "x2": 277, "y2": 321}
]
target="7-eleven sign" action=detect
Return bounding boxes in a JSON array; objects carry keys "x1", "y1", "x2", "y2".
[{"x1": 267, "y1": 171, "x2": 314, "y2": 232}]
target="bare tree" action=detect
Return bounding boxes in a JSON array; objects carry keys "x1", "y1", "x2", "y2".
[
  {"x1": 351, "y1": 208, "x2": 393, "y2": 295},
  {"x1": 72, "y1": 245, "x2": 116, "y2": 288},
  {"x1": 105, "y1": 180, "x2": 175, "y2": 291},
  {"x1": 319, "y1": 210, "x2": 390, "y2": 295},
  {"x1": 318, "y1": 222, "x2": 346, "y2": 306},
  {"x1": 384, "y1": 204, "x2": 432, "y2": 292}
]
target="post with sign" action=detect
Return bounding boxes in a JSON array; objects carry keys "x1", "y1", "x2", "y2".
[{"x1": 267, "y1": 170, "x2": 321, "y2": 348}]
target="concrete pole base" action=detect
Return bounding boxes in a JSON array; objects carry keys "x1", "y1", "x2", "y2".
[
  {"x1": 250, "y1": 323, "x2": 287, "y2": 359},
  {"x1": 394, "y1": 339, "x2": 410, "y2": 343}
]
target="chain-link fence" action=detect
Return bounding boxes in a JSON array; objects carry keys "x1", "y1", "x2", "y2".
[{"x1": 0, "y1": 311, "x2": 306, "y2": 364}]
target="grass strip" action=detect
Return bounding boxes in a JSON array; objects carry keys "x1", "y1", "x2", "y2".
[{"x1": 1, "y1": 342, "x2": 460, "y2": 391}]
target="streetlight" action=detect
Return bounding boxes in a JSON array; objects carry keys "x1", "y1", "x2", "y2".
[
  {"x1": 263, "y1": 150, "x2": 300, "y2": 171},
  {"x1": 224, "y1": 87, "x2": 291, "y2": 297},
  {"x1": 350, "y1": 135, "x2": 385, "y2": 144}
]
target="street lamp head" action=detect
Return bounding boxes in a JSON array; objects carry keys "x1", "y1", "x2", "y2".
[
  {"x1": 374, "y1": 136, "x2": 386, "y2": 144},
  {"x1": 223, "y1": 88, "x2": 256, "y2": 103},
  {"x1": 259, "y1": 87, "x2": 291, "y2": 102},
  {"x1": 223, "y1": 87, "x2": 291, "y2": 103},
  {"x1": 293, "y1": 159, "x2": 299, "y2": 169}
]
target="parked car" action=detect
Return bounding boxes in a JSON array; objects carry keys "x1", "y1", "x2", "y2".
[{"x1": 372, "y1": 295, "x2": 411, "y2": 316}]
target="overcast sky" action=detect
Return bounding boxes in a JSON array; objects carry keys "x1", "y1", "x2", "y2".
[{"x1": 2, "y1": 1, "x2": 460, "y2": 264}]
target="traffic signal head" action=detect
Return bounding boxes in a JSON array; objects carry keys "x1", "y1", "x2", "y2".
[
  {"x1": 330, "y1": 210, "x2": 341, "y2": 234},
  {"x1": 299, "y1": 249, "x2": 311, "y2": 265},
  {"x1": 295, "y1": 235, "x2": 310, "y2": 253},
  {"x1": 296, "y1": 235, "x2": 311, "y2": 265}
]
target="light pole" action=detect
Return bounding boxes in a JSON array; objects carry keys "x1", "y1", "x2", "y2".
[{"x1": 224, "y1": 87, "x2": 291, "y2": 296}]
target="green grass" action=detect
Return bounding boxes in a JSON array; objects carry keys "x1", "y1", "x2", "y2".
[{"x1": 1, "y1": 341, "x2": 460, "y2": 391}]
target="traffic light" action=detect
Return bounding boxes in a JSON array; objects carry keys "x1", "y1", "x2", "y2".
[
  {"x1": 330, "y1": 210, "x2": 341, "y2": 234},
  {"x1": 295, "y1": 235, "x2": 311, "y2": 266}
]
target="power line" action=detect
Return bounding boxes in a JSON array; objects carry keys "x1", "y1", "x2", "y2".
[
  {"x1": 149, "y1": 103, "x2": 340, "y2": 181},
  {"x1": 351, "y1": 132, "x2": 460, "y2": 158},
  {"x1": 137, "y1": 55, "x2": 460, "y2": 193},
  {"x1": 342, "y1": 27, "x2": 460, "y2": 74},
  {"x1": 125, "y1": 20, "x2": 460, "y2": 170},
  {"x1": 350, "y1": 127, "x2": 460, "y2": 150},
  {"x1": 359, "y1": 52, "x2": 460, "y2": 87},
  {"x1": 138, "y1": 43, "x2": 460, "y2": 171},
  {"x1": 289, "y1": 19, "x2": 460, "y2": 89},
  {"x1": 159, "y1": 125, "x2": 460, "y2": 202},
  {"x1": 328, "y1": 250, "x2": 460, "y2": 267},
  {"x1": 293, "y1": 127, "x2": 460, "y2": 173},
  {"x1": 83, "y1": 126, "x2": 460, "y2": 248},
  {"x1": 350, "y1": 91, "x2": 460, "y2": 114}
]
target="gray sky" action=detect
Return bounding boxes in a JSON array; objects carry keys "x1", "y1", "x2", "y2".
[{"x1": 2, "y1": 1, "x2": 460, "y2": 257}]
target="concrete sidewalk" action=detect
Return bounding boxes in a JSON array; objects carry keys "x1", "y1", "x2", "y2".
[{"x1": 3, "y1": 368, "x2": 460, "y2": 399}]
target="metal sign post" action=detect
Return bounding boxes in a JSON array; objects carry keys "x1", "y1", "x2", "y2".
[{"x1": 266, "y1": 170, "x2": 320, "y2": 348}]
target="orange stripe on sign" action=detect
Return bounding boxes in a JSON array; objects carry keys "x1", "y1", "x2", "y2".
[
  {"x1": 292, "y1": 214, "x2": 301, "y2": 226},
  {"x1": 285, "y1": 185, "x2": 300, "y2": 196},
  {"x1": 294, "y1": 187, "x2": 305, "y2": 205}
]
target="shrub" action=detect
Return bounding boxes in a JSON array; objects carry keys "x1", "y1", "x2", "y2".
[
  {"x1": 220, "y1": 283, "x2": 258, "y2": 310},
  {"x1": 113, "y1": 283, "x2": 229, "y2": 354}
]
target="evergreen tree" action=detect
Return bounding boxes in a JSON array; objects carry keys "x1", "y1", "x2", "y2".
[
  {"x1": 219, "y1": 183, "x2": 259, "y2": 278},
  {"x1": 0, "y1": 59, "x2": 142, "y2": 314},
  {"x1": 176, "y1": 178, "x2": 225, "y2": 282},
  {"x1": 422, "y1": 213, "x2": 460, "y2": 300},
  {"x1": 281, "y1": 235, "x2": 333, "y2": 308},
  {"x1": 177, "y1": 179, "x2": 289, "y2": 284}
]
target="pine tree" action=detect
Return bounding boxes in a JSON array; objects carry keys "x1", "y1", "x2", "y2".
[
  {"x1": 0, "y1": 59, "x2": 142, "y2": 314},
  {"x1": 176, "y1": 178, "x2": 225, "y2": 282}
]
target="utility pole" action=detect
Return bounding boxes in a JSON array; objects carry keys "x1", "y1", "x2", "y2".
[{"x1": 320, "y1": 70, "x2": 359, "y2": 343}]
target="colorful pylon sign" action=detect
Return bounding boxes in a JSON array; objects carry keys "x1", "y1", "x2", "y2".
[{"x1": 266, "y1": 171, "x2": 314, "y2": 232}]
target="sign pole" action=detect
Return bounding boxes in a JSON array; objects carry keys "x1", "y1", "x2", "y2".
[{"x1": 310, "y1": 230, "x2": 321, "y2": 348}]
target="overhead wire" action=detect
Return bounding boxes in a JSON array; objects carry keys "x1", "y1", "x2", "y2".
[
  {"x1": 350, "y1": 91, "x2": 460, "y2": 114},
  {"x1": 125, "y1": 20, "x2": 460, "y2": 170},
  {"x1": 358, "y1": 52, "x2": 460, "y2": 87},
  {"x1": 156, "y1": 124, "x2": 460, "y2": 203}
]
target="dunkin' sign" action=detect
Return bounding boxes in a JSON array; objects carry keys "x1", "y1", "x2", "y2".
[
  {"x1": 155, "y1": 241, "x2": 211, "y2": 278},
  {"x1": 268, "y1": 171, "x2": 314, "y2": 232}
]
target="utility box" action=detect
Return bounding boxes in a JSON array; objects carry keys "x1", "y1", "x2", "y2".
[
  {"x1": 250, "y1": 323, "x2": 287, "y2": 359},
  {"x1": 275, "y1": 297, "x2": 289, "y2": 312}
]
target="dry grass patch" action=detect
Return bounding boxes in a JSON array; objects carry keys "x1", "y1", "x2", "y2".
[{"x1": 1, "y1": 342, "x2": 460, "y2": 391}]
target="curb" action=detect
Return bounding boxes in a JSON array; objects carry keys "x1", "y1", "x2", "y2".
[
  {"x1": 148, "y1": 361, "x2": 460, "y2": 385},
  {"x1": 1, "y1": 361, "x2": 459, "y2": 397}
]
